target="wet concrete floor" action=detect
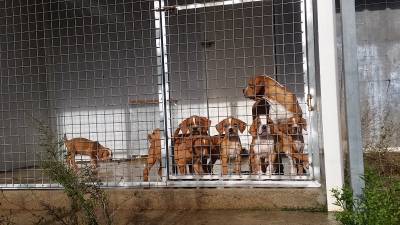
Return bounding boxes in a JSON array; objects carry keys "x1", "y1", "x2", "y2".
[{"x1": 127, "y1": 210, "x2": 339, "y2": 225}]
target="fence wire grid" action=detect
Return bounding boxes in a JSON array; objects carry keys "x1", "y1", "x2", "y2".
[{"x1": 0, "y1": 0, "x2": 319, "y2": 188}]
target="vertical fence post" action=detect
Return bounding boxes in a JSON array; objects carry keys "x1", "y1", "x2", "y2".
[
  {"x1": 316, "y1": 0, "x2": 345, "y2": 211},
  {"x1": 154, "y1": 0, "x2": 171, "y2": 182},
  {"x1": 340, "y1": 0, "x2": 365, "y2": 198}
]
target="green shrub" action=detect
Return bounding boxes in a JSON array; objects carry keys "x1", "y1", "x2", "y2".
[
  {"x1": 332, "y1": 170, "x2": 400, "y2": 225},
  {"x1": 35, "y1": 120, "x2": 113, "y2": 225}
]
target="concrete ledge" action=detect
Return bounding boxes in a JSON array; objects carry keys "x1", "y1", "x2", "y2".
[{"x1": 0, "y1": 188, "x2": 326, "y2": 211}]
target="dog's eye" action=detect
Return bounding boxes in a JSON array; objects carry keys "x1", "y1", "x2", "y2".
[{"x1": 224, "y1": 124, "x2": 229, "y2": 128}]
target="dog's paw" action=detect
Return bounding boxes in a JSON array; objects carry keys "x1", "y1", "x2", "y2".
[{"x1": 289, "y1": 167, "x2": 297, "y2": 176}]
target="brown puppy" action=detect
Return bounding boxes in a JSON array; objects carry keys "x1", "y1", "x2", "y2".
[
  {"x1": 276, "y1": 129, "x2": 310, "y2": 175},
  {"x1": 173, "y1": 116, "x2": 212, "y2": 175},
  {"x1": 174, "y1": 134, "x2": 212, "y2": 175},
  {"x1": 243, "y1": 75, "x2": 304, "y2": 123},
  {"x1": 64, "y1": 135, "x2": 112, "y2": 170},
  {"x1": 277, "y1": 117, "x2": 308, "y2": 175},
  {"x1": 192, "y1": 136, "x2": 212, "y2": 174},
  {"x1": 179, "y1": 115, "x2": 211, "y2": 136},
  {"x1": 204, "y1": 135, "x2": 224, "y2": 174},
  {"x1": 277, "y1": 117, "x2": 307, "y2": 153},
  {"x1": 216, "y1": 117, "x2": 246, "y2": 175},
  {"x1": 143, "y1": 129, "x2": 162, "y2": 181},
  {"x1": 174, "y1": 135, "x2": 195, "y2": 175}
]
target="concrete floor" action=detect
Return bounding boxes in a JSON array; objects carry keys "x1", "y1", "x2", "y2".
[
  {"x1": 0, "y1": 210, "x2": 338, "y2": 225},
  {"x1": 127, "y1": 210, "x2": 339, "y2": 225}
]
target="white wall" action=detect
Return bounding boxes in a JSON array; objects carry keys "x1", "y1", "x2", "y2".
[{"x1": 0, "y1": 1, "x2": 50, "y2": 171}]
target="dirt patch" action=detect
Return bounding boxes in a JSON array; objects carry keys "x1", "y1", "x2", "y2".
[{"x1": 364, "y1": 151, "x2": 400, "y2": 179}]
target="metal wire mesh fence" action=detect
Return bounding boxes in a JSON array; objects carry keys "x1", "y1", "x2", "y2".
[{"x1": 0, "y1": 0, "x2": 318, "y2": 188}]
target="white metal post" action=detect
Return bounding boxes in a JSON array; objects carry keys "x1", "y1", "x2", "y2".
[
  {"x1": 340, "y1": 0, "x2": 365, "y2": 200},
  {"x1": 154, "y1": 0, "x2": 171, "y2": 182},
  {"x1": 316, "y1": 0, "x2": 345, "y2": 211}
]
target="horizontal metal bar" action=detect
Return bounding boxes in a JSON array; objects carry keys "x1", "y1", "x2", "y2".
[
  {"x1": 169, "y1": 175, "x2": 313, "y2": 180},
  {"x1": 164, "y1": 180, "x2": 321, "y2": 188},
  {"x1": 0, "y1": 180, "x2": 321, "y2": 189},
  {"x1": 128, "y1": 99, "x2": 178, "y2": 105},
  {"x1": 155, "y1": 0, "x2": 269, "y2": 11}
]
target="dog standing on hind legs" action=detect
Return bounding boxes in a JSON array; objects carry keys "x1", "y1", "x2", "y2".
[
  {"x1": 249, "y1": 115, "x2": 279, "y2": 175},
  {"x1": 216, "y1": 117, "x2": 247, "y2": 175},
  {"x1": 173, "y1": 115, "x2": 212, "y2": 175},
  {"x1": 143, "y1": 128, "x2": 162, "y2": 182}
]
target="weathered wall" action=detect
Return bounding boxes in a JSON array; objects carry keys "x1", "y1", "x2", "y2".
[
  {"x1": 356, "y1": 8, "x2": 400, "y2": 148},
  {"x1": 337, "y1": 5, "x2": 400, "y2": 149},
  {"x1": 0, "y1": 188, "x2": 325, "y2": 211}
]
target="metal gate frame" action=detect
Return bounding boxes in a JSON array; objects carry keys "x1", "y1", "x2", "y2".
[{"x1": 151, "y1": 0, "x2": 321, "y2": 188}]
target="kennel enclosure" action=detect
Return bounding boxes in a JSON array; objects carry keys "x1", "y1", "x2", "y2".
[{"x1": 0, "y1": 0, "x2": 322, "y2": 188}]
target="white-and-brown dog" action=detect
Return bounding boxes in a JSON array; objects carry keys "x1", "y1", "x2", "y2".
[
  {"x1": 143, "y1": 128, "x2": 162, "y2": 181},
  {"x1": 249, "y1": 115, "x2": 309, "y2": 175},
  {"x1": 215, "y1": 117, "x2": 247, "y2": 175},
  {"x1": 64, "y1": 135, "x2": 112, "y2": 170},
  {"x1": 249, "y1": 115, "x2": 279, "y2": 175},
  {"x1": 243, "y1": 75, "x2": 304, "y2": 124},
  {"x1": 249, "y1": 116, "x2": 309, "y2": 175}
]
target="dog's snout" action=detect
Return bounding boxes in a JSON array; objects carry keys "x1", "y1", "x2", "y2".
[
  {"x1": 228, "y1": 128, "x2": 234, "y2": 133},
  {"x1": 261, "y1": 124, "x2": 267, "y2": 130}
]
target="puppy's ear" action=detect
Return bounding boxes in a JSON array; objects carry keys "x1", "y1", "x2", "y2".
[
  {"x1": 249, "y1": 118, "x2": 259, "y2": 137},
  {"x1": 272, "y1": 123, "x2": 280, "y2": 135},
  {"x1": 94, "y1": 141, "x2": 101, "y2": 151},
  {"x1": 102, "y1": 150, "x2": 108, "y2": 159},
  {"x1": 215, "y1": 119, "x2": 225, "y2": 134},
  {"x1": 179, "y1": 118, "x2": 190, "y2": 134},
  {"x1": 98, "y1": 149, "x2": 105, "y2": 159},
  {"x1": 254, "y1": 76, "x2": 266, "y2": 97},
  {"x1": 154, "y1": 129, "x2": 161, "y2": 138},
  {"x1": 147, "y1": 134, "x2": 152, "y2": 141},
  {"x1": 300, "y1": 117, "x2": 307, "y2": 131},
  {"x1": 235, "y1": 118, "x2": 247, "y2": 133},
  {"x1": 105, "y1": 149, "x2": 111, "y2": 159}
]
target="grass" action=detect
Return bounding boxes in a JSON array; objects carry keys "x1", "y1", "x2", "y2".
[{"x1": 332, "y1": 169, "x2": 400, "y2": 225}]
